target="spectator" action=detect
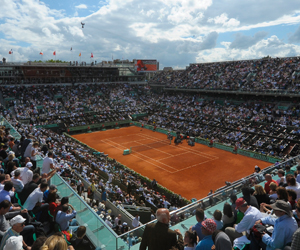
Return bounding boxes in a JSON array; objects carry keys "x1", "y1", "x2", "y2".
[
  {"x1": 264, "y1": 174, "x2": 278, "y2": 194},
  {"x1": 290, "y1": 199, "x2": 300, "y2": 250},
  {"x1": 195, "y1": 218, "x2": 216, "y2": 250},
  {"x1": 43, "y1": 184, "x2": 57, "y2": 202},
  {"x1": 287, "y1": 189, "x2": 297, "y2": 209},
  {"x1": 183, "y1": 230, "x2": 197, "y2": 250},
  {"x1": 191, "y1": 208, "x2": 205, "y2": 241},
  {"x1": 242, "y1": 187, "x2": 259, "y2": 209},
  {"x1": 140, "y1": 208, "x2": 184, "y2": 250},
  {"x1": 40, "y1": 235, "x2": 74, "y2": 250},
  {"x1": 212, "y1": 210, "x2": 223, "y2": 230},
  {"x1": 251, "y1": 200, "x2": 298, "y2": 250},
  {"x1": 18, "y1": 173, "x2": 40, "y2": 205},
  {"x1": 0, "y1": 181, "x2": 21, "y2": 212},
  {"x1": 286, "y1": 175, "x2": 300, "y2": 200},
  {"x1": 56, "y1": 204, "x2": 78, "y2": 232},
  {"x1": 20, "y1": 162, "x2": 34, "y2": 185},
  {"x1": 31, "y1": 236, "x2": 47, "y2": 250},
  {"x1": 114, "y1": 214, "x2": 122, "y2": 227},
  {"x1": 276, "y1": 169, "x2": 286, "y2": 186},
  {"x1": 132, "y1": 214, "x2": 140, "y2": 228},
  {"x1": 268, "y1": 182, "x2": 278, "y2": 201},
  {"x1": 222, "y1": 203, "x2": 234, "y2": 228},
  {"x1": 211, "y1": 230, "x2": 232, "y2": 250},
  {"x1": 0, "y1": 215, "x2": 33, "y2": 250},
  {"x1": 254, "y1": 165, "x2": 261, "y2": 173},
  {"x1": 11, "y1": 170, "x2": 24, "y2": 193},
  {"x1": 254, "y1": 184, "x2": 270, "y2": 207},
  {"x1": 48, "y1": 192, "x2": 59, "y2": 217},
  {"x1": 3, "y1": 235, "x2": 23, "y2": 250},
  {"x1": 30, "y1": 142, "x2": 39, "y2": 171},
  {"x1": 41, "y1": 151, "x2": 54, "y2": 175},
  {"x1": 23, "y1": 182, "x2": 49, "y2": 222},
  {"x1": 225, "y1": 198, "x2": 262, "y2": 243},
  {"x1": 70, "y1": 226, "x2": 94, "y2": 250},
  {"x1": 54, "y1": 197, "x2": 69, "y2": 218}
]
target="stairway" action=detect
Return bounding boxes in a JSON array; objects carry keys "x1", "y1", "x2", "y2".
[
  {"x1": 283, "y1": 142, "x2": 296, "y2": 155},
  {"x1": 0, "y1": 90, "x2": 5, "y2": 106}
]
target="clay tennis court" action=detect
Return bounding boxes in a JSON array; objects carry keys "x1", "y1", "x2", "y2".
[{"x1": 73, "y1": 126, "x2": 270, "y2": 200}]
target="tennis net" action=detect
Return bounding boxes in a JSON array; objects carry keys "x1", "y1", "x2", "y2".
[{"x1": 130, "y1": 139, "x2": 170, "y2": 153}]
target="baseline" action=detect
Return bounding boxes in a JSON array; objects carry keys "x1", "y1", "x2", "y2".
[{"x1": 139, "y1": 133, "x2": 219, "y2": 160}]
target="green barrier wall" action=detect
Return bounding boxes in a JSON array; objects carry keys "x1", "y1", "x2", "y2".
[
  {"x1": 213, "y1": 142, "x2": 234, "y2": 153},
  {"x1": 237, "y1": 149, "x2": 279, "y2": 163}
]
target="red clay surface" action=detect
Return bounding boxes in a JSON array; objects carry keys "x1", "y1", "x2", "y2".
[{"x1": 73, "y1": 126, "x2": 270, "y2": 200}]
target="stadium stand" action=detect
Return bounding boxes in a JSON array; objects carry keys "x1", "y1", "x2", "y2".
[{"x1": 0, "y1": 56, "x2": 300, "y2": 249}]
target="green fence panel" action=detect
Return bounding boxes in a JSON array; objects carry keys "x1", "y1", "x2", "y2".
[
  {"x1": 278, "y1": 106, "x2": 289, "y2": 110},
  {"x1": 213, "y1": 143, "x2": 234, "y2": 152},
  {"x1": 237, "y1": 149, "x2": 279, "y2": 163},
  {"x1": 195, "y1": 138, "x2": 210, "y2": 146},
  {"x1": 4, "y1": 97, "x2": 15, "y2": 101}
]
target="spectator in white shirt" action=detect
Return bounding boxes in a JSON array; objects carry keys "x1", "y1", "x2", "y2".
[
  {"x1": 132, "y1": 214, "x2": 140, "y2": 228},
  {"x1": 11, "y1": 170, "x2": 24, "y2": 193},
  {"x1": 30, "y1": 142, "x2": 39, "y2": 171},
  {"x1": 41, "y1": 151, "x2": 54, "y2": 175},
  {"x1": 23, "y1": 182, "x2": 49, "y2": 223},
  {"x1": 114, "y1": 214, "x2": 121, "y2": 227},
  {"x1": 225, "y1": 198, "x2": 262, "y2": 243},
  {"x1": 20, "y1": 162, "x2": 33, "y2": 185}
]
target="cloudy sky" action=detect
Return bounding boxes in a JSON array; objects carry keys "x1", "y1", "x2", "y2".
[{"x1": 1, "y1": 0, "x2": 300, "y2": 69}]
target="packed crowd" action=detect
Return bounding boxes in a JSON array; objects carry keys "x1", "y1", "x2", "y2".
[
  {"x1": 0, "y1": 120, "x2": 299, "y2": 250},
  {"x1": 1, "y1": 83, "x2": 300, "y2": 158},
  {"x1": 140, "y1": 167, "x2": 300, "y2": 250},
  {"x1": 149, "y1": 57, "x2": 300, "y2": 91},
  {"x1": 143, "y1": 94, "x2": 300, "y2": 158},
  {"x1": 1, "y1": 84, "x2": 150, "y2": 127},
  {"x1": 0, "y1": 117, "x2": 185, "y2": 249}
]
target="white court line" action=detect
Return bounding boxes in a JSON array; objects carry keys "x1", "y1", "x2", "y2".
[
  {"x1": 131, "y1": 140, "x2": 174, "y2": 157},
  {"x1": 158, "y1": 151, "x2": 190, "y2": 160},
  {"x1": 138, "y1": 133, "x2": 219, "y2": 160},
  {"x1": 100, "y1": 139, "x2": 174, "y2": 173},
  {"x1": 102, "y1": 138, "x2": 217, "y2": 174},
  {"x1": 171, "y1": 159, "x2": 216, "y2": 173},
  {"x1": 102, "y1": 139, "x2": 178, "y2": 172},
  {"x1": 101, "y1": 133, "x2": 152, "y2": 141},
  {"x1": 101, "y1": 135, "x2": 166, "y2": 146},
  {"x1": 99, "y1": 130, "x2": 219, "y2": 173}
]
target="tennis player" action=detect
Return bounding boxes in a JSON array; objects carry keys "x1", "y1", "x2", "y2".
[{"x1": 167, "y1": 133, "x2": 173, "y2": 144}]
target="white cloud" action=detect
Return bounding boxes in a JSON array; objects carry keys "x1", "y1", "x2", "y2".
[
  {"x1": 196, "y1": 35, "x2": 300, "y2": 63},
  {"x1": 75, "y1": 4, "x2": 88, "y2": 9},
  {"x1": 208, "y1": 13, "x2": 240, "y2": 28},
  {"x1": 1, "y1": 0, "x2": 300, "y2": 68}
]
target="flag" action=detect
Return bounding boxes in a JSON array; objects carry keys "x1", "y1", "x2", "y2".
[
  {"x1": 40, "y1": 52, "x2": 43, "y2": 55},
  {"x1": 8, "y1": 49, "x2": 13, "y2": 54},
  {"x1": 91, "y1": 53, "x2": 93, "y2": 58},
  {"x1": 70, "y1": 47, "x2": 72, "y2": 51},
  {"x1": 79, "y1": 52, "x2": 81, "y2": 57},
  {"x1": 53, "y1": 51, "x2": 56, "y2": 56}
]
